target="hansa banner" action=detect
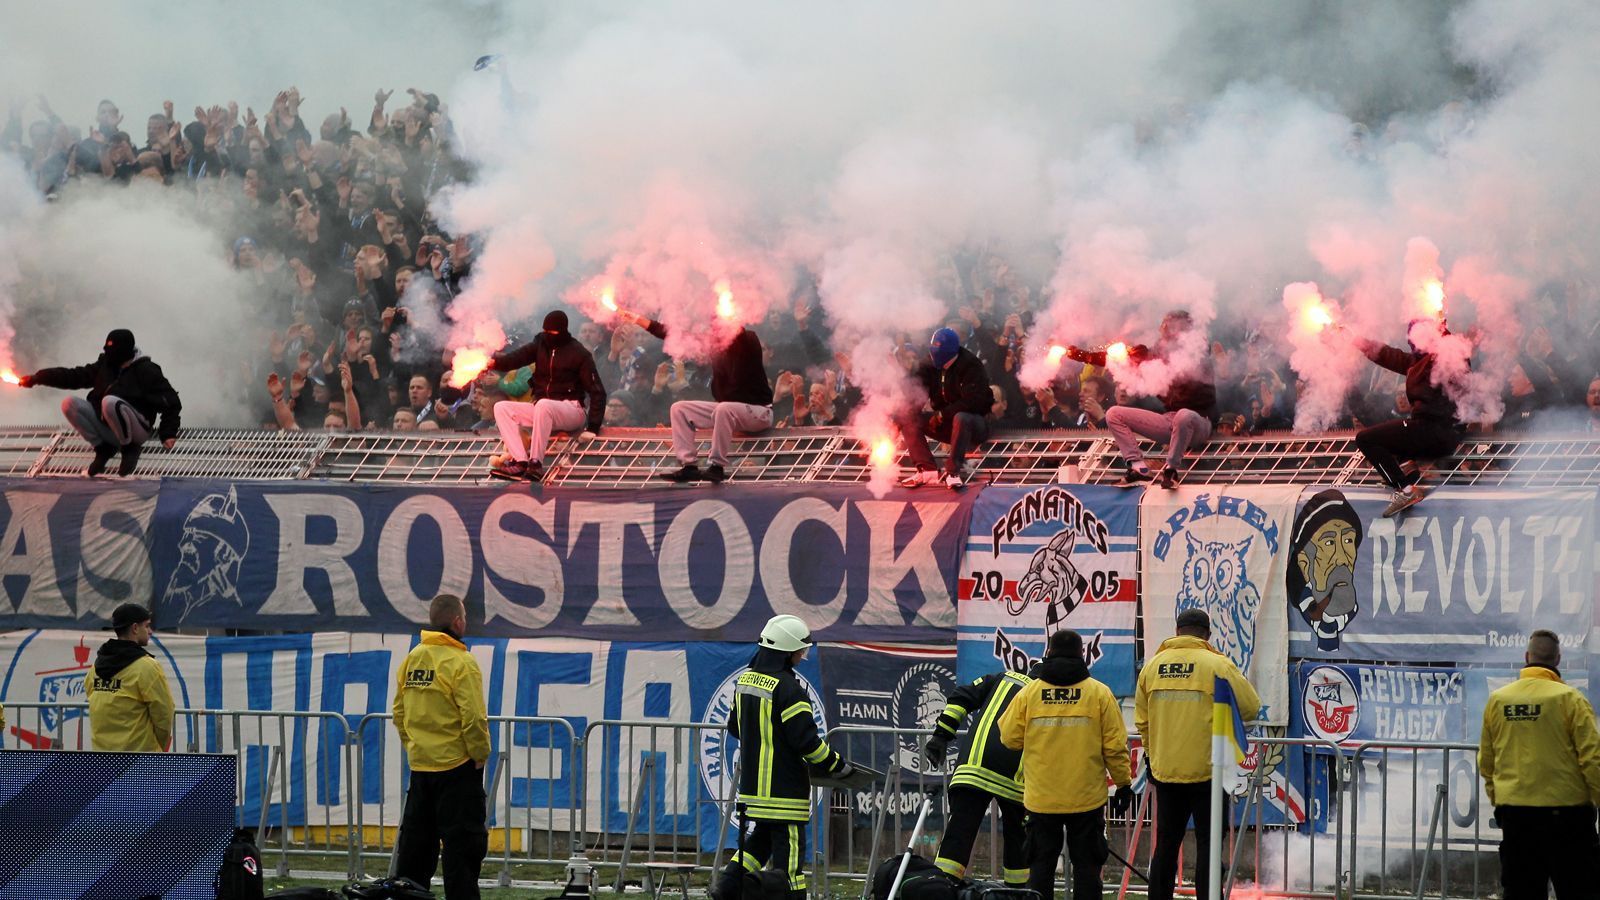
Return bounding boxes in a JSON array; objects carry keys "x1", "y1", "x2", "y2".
[
  {"x1": 955, "y1": 485, "x2": 1140, "y2": 695},
  {"x1": 1141, "y1": 485, "x2": 1300, "y2": 725},
  {"x1": 0, "y1": 479, "x2": 976, "y2": 642}
]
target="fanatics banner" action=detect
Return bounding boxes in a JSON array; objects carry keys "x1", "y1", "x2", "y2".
[
  {"x1": 0, "y1": 479, "x2": 977, "y2": 642},
  {"x1": 954, "y1": 485, "x2": 1141, "y2": 695}
]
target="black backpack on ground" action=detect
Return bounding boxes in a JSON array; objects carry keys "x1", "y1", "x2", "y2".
[
  {"x1": 215, "y1": 827, "x2": 265, "y2": 900},
  {"x1": 870, "y1": 853, "x2": 960, "y2": 900},
  {"x1": 265, "y1": 889, "x2": 343, "y2": 899},
  {"x1": 958, "y1": 882, "x2": 1039, "y2": 900},
  {"x1": 340, "y1": 876, "x2": 436, "y2": 899}
]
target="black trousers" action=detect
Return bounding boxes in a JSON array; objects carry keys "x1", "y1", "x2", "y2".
[
  {"x1": 1354, "y1": 417, "x2": 1460, "y2": 489},
  {"x1": 395, "y1": 760, "x2": 489, "y2": 899},
  {"x1": 1496, "y1": 805, "x2": 1600, "y2": 899},
  {"x1": 898, "y1": 411, "x2": 990, "y2": 475},
  {"x1": 1149, "y1": 779, "x2": 1227, "y2": 900},
  {"x1": 723, "y1": 817, "x2": 808, "y2": 894},
  {"x1": 1026, "y1": 807, "x2": 1108, "y2": 900},
  {"x1": 935, "y1": 786, "x2": 1028, "y2": 883}
]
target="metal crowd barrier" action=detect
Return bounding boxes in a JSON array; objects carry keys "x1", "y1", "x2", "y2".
[
  {"x1": 0, "y1": 700, "x2": 1510, "y2": 899},
  {"x1": 7, "y1": 423, "x2": 1600, "y2": 488}
]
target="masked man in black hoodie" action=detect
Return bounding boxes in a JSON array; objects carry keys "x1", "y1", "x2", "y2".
[
  {"x1": 19, "y1": 328, "x2": 182, "y2": 477},
  {"x1": 84, "y1": 603, "x2": 175, "y2": 752},
  {"x1": 1348, "y1": 318, "x2": 1465, "y2": 517},
  {"x1": 898, "y1": 327, "x2": 994, "y2": 491},
  {"x1": 611, "y1": 306, "x2": 773, "y2": 484},
  {"x1": 717, "y1": 615, "x2": 853, "y2": 900},
  {"x1": 1065, "y1": 310, "x2": 1216, "y2": 489},
  {"x1": 485, "y1": 310, "x2": 607, "y2": 482}
]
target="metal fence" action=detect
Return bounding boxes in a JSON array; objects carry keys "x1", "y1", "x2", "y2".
[
  {"x1": 0, "y1": 700, "x2": 1506, "y2": 898},
  {"x1": 7, "y1": 424, "x2": 1600, "y2": 489}
]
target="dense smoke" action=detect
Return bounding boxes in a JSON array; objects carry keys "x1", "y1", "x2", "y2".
[{"x1": 2, "y1": 0, "x2": 1599, "y2": 439}]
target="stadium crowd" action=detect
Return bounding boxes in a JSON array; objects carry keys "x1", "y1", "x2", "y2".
[{"x1": 7, "y1": 92, "x2": 1600, "y2": 443}]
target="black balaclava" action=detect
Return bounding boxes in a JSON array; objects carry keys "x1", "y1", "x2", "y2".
[
  {"x1": 104, "y1": 329, "x2": 137, "y2": 367},
  {"x1": 542, "y1": 310, "x2": 573, "y2": 347}
]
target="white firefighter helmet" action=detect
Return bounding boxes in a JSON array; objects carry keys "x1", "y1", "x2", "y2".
[{"x1": 758, "y1": 614, "x2": 813, "y2": 653}]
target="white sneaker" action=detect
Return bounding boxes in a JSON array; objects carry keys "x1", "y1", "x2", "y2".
[
  {"x1": 900, "y1": 467, "x2": 941, "y2": 488},
  {"x1": 944, "y1": 472, "x2": 966, "y2": 491},
  {"x1": 1382, "y1": 484, "x2": 1426, "y2": 517}
]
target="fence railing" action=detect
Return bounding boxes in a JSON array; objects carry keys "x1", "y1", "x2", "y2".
[
  {"x1": 6, "y1": 424, "x2": 1600, "y2": 488},
  {"x1": 0, "y1": 701, "x2": 1505, "y2": 898}
]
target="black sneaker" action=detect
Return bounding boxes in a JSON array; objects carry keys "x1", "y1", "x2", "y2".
[
  {"x1": 660, "y1": 464, "x2": 702, "y2": 484},
  {"x1": 116, "y1": 444, "x2": 142, "y2": 477},
  {"x1": 490, "y1": 459, "x2": 528, "y2": 481},
  {"x1": 1118, "y1": 466, "x2": 1155, "y2": 487},
  {"x1": 703, "y1": 464, "x2": 727, "y2": 484},
  {"x1": 1157, "y1": 467, "x2": 1180, "y2": 489},
  {"x1": 87, "y1": 443, "x2": 117, "y2": 477},
  {"x1": 525, "y1": 460, "x2": 546, "y2": 483}
]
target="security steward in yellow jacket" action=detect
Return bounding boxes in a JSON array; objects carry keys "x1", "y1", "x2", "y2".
[
  {"x1": 1479, "y1": 629, "x2": 1600, "y2": 899},
  {"x1": 923, "y1": 668, "x2": 1030, "y2": 885},
  {"x1": 1135, "y1": 609, "x2": 1259, "y2": 900},
  {"x1": 393, "y1": 594, "x2": 492, "y2": 900},
  {"x1": 717, "y1": 615, "x2": 852, "y2": 900},
  {"x1": 85, "y1": 603, "x2": 174, "y2": 752},
  {"x1": 999, "y1": 629, "x2": 1132, "y2": 900}
]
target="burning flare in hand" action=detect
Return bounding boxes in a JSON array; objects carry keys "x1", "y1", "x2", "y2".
[
  {"x1": 715, "y1": 280, "x2": 736, "y2": 321},
  {"x1": 1, "y1": 369, "x2": 19, "y2": 386},
  {"x1": 600, "y1": 284, "x2": 618, "y2": 312},
  {"x1": 1304, "y1": 301, "x2": 1334, "y2": 332},
  {"x1": 1420, "y1": 279, "x2": 1445, "y2": 318},
  {"x1": 1047, "y1": 345, "x2": 1068, "y2": 364},
  {"x1": 448, "y1": 348, "x2": 491, "y2": 388},
  {"x1": 1105, "y1": 341, "x2": 1129, "y2": 363}
]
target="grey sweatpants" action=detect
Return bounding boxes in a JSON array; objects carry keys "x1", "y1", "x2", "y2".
[
  {"x1": 669, "y1": 400, "x2": 772, "y2": 466},
  {"x1": 62, "y1": 396, "x2": 151, "y2": 448}
]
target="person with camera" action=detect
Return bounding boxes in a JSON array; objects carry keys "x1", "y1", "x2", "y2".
[{"x1": 999, "y1": 630, "x2": 1132, "y2": 900}]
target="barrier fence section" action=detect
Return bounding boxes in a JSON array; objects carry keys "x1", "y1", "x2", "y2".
[{"x1": 0, "y1": 702, "x2": 1509, "y2": 898}]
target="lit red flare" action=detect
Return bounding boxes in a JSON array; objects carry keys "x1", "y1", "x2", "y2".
[
  {"x1": 600, "y1": 284, "x2": 618, "y2": 312},
  {"x1": 1106, "y1": 341, "x2": 1129, "y2": 363},
  {"x1": 869, "y1": 437, "x2": 896, "y2": 468},
  {"x1": 1047, "y1": 345, "x2": 1068, "y2": 364},
  {"x1": 1, "y1": 369, "x2": 19, "y2": 386},
  {"x1": 715, "y1": 280, "x2": 736, "y2": 321},
  {"x1": 448, "y1": 348, "x2": 491, "y2": 388},
  {"x1": 1421, "y1": 279, "x2": 1445, "y2": 317},
  {"x1": 1304, "y1": 301, "x2": 1334, "y2": 332}
]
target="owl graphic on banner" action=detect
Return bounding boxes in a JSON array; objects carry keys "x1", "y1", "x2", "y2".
[
  {"x1": 1141, "y1": 486, "x2": 1301, "y2": 726},
  {"x1": 1175, "y1": 532, "x2": 1261, "y2": 670}
]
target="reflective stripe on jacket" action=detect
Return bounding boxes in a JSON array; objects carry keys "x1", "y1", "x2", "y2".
[
  {"x1": 935, "y1": 671, "x2": 1029, "y2": 802},
  {"x1": 730, "y1": 661, "x2": 846, "y2": 821}
]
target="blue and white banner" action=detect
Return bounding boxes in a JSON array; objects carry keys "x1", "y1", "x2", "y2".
[
  {"x1": 955, "y1": 485, "x2": 1140, "y2": 695},
  {"x1": 1142, "y1": 485, "x2": 1300, "y2": 725},
  {"x1": 0, "y1": 479, "x2": 976, "y2": 642},
  {"x1": 1286, "y1": 487, "x2": 1595, "y2": 669}
]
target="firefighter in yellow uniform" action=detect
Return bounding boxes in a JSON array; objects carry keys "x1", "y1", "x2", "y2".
[
  {"x1": 999, "y1": 630, "x2": 1132, "y2": 900},
  {"x1": 716, "y1": 615, "x2": 851, "y2": 900},
  {"x1": 85, "y1": 604, "x2": 174, "y2": 752},
  {"x1": 1479, "y1": 629, "x2": 1600, "y2": 899},
  {"x1": 1135, "y1": 609, "x2": 1259, "y2": 900},
  {"x1": 923, "y1": 667, "x2": 1030, "y2": 885},
  {"x1": 393, "y1": 594, "x2": 492, "y2": 900}
]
